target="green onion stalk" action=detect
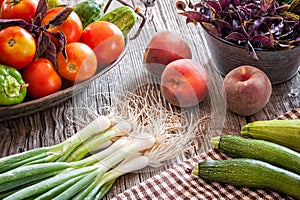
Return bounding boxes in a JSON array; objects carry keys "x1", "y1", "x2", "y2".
[
  {"x1": 0, "y1": 116, "x2": 132, "y2": 174},
  {"x1": 88, "y1": 155, "x2": 149, "y2": 199},
  {"x1": 0, "y1": 116, "x2": 111, "y2": 173},
  {"x1": 0, "y1": 137, "x2": 130, "y2": 196},
  {"x1": 57, "y1": 120, "x2": 131, "y2": 162},
  {"x1": 72, "y1": 133, "x2": 155, "y2": 200},
  {"x1": 3, "y1": 133, "x2": 155, "y2": 200},
  {"x1": 1, "y1": 90, "x2": 199, "y2": 200}
]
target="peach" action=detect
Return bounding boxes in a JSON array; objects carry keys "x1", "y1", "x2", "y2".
[
  {"x1": 223, "y1": 65, "x2": 272, "y2": 116},
  {"x1": 143, "y1": 31, "x2": 192, "y2": 77},
  {"x1": 160, "y1": 59, "x2": 209, "y2": 107}
]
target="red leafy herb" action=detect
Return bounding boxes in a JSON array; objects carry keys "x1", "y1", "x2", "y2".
[
  {"x1": 178, "y1": 0, "x2": 300, "y2": 59},
  {"x1": 0, "y1": 0, "x2": 71, "y2": 67}
]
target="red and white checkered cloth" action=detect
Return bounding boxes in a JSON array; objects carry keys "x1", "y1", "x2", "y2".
[{"x1": 113, "y1": 108, "x2": 300, "y2": 200}]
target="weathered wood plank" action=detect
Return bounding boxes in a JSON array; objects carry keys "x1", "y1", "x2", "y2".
[{"x1": 0, "y1": 0, "x2": 299, "y2": 199}]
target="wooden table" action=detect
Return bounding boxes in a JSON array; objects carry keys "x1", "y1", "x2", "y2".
[{"x1": 0, "y1": 0, "x2": 299, "y2": 199}]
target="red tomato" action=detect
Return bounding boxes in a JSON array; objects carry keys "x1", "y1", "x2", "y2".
[
  {"x1": 0, "y1": 26, "x2": 36, "y2": 70},
  {"x1": 22, "y1": 58, "x2": 62, "y2": 99},
  {"x1": 0, "y1": 0, "x2": 38, "y2": 23},
  {"x1": 57, "y1": 42, "x2": 98, "y2": 82},
  {"x1": 80, "y1": 21, "x2": 125, "y2": 66},
  {"x1": 41, "y1": 7, "x2": 83, "y2": 44}
]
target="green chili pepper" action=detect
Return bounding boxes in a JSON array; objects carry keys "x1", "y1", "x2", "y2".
[{"x1": 0, "y1": 64, "x2": 27, "y2": 105}]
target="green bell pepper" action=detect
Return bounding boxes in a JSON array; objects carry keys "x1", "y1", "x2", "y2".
[{"x1": 0, "y1": 64, "x2": 27, "y2": 105}]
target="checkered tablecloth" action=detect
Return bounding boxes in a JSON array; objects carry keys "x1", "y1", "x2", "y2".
[{"x1": 113, "y1": 108, "x2": 300, "y2": 200}]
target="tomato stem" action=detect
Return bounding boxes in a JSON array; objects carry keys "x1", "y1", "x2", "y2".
[
  {"x1": 67, "y1": 63, "x2": 77, "y2": 72},
  {"x1": 8, "y1": 38, "x2": 16, "y2": 47}
]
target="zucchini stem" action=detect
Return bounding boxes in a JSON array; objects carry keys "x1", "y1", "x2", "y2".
[
  {"x1": 191, "y1": 164, "x2": 199, "y2": 176},
  {"x1": 210, "y1": 136, "x2": 221, "y2": 149}
]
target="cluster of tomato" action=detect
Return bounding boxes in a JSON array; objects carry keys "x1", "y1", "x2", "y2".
[{"x1": 0, "y1": 0, "x2": 125, "y2": 99}]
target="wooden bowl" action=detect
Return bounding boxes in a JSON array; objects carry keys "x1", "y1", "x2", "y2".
[
  {"x1": 0, "y1": 41, "x2": 128, "y2": 122},
  {"x1": 0, "y1": 0, "x2": 148, "y2": 122}
]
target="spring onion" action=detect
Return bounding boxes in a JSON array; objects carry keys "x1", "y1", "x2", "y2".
[
  {"x1": 63, "y1": 120, "x2": 131, "y2": 162},
  {"x1": 0, "y1": 137, "x2": 130, "y2": 194},
  {"x1": 0, "y1": 115, "x2": 112, "y2": 173},
  {"x1": 0, "y1": 170, "x2": 64, "y2": 193},
  {"x1": 88, "y1": 155, "x2": 149, "y2": 199},
  {"x1": 3, "y1": 166, "x2": 99, "y2": 200},
  {"x1": 55, "y1": 133, "x2": 156, "y2": 200},
  {"x1": 94, "y1": 180, "x2": 116, "y2": 199},
  {"x1": 35, "y1": 174, "x2": 87, "y2": 200},
  {"x1": 1, "y1": 90, "x2": 200, "y2": 199}
]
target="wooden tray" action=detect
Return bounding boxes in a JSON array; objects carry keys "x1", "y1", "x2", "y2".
[
  {"x1": 0, "y1": 44, "x2": 127, "y2": 122},
  {"x1": 0, "y1": 0, "x2": 146, "y2": 122}
]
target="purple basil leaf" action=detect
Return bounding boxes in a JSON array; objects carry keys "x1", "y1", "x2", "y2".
[
  {"x1": 219, "y1": 0, "x2": 231, "y2": 11},
  {"x1": 179, "y1": 0, "x2": 300, "y2": 51},
  {"x1": 33, "y1": 0, "x2": 48, "y2": 26},
  {"x1": 42, "y1": 41, "x2": 57, "y2": 68},
  {"x1": 231, "y1": 8, "x2": 244, "y2": 25},
  {"x1": 186, "y1": 18, "x2": 198, "y2": 24},
  {"x1": 232, "y1": 25, "x2": 243, "y2": 33},
  {"x1": 250, "y1": 34, "x2": 274, "y2": 48},
  {"x1": 44, "y1": 7, "x2": 73, "y2": 29},
  {"x1": 188, "y1": 1, "x2": 195, "y2": 9},
  {"x1": 36, "y1": 32, "x2": 51, "y2": 59},
  {"x1": 293, "y1": 36, "x2": 300, "y2": 43},
  {"x1": 194, "y1": 3, "x2": 203, "y2": 8},
  {"x1": 260, "y1": 0, "x2": 271, "y2": 13},
  {"x1": 280, "y1": 29, "x2": 294, "y2": 38},
  {"x1": 202, "y1": 22, "x2": 219, "y2": 36},
  {"x1": 179, "y1": 11, "x2": 210, "y2": 23},
  {"x1": 272, "y1": 21, "x2": 285, "y2": 34},
  {"x1": 231, "y1": 19, "x2": 239, "y2": 29},
  {"x1": 233, "y1": 0, "x2": 241, "y2": 6},
  {"x1": 292, "y1": 4, "x2": 300, "y2": 14},
  {"x1": 225, "y1": 32, "x2": 247, "y2": 40},
  {"x1": 0, "y1": 19, "x2": 33, "y2": 30},
  {"x1": 48, "y1": 31, "x2": 67, "y2": 59},
  {"x1": 186, "y1": 18, "x2": 195, "y2": 24},
  {"x1": 212, "y1": 19, "x2": 232, "y2": 32},
  {"x1": 276, "y1": 4, "x2": 290, "y2": 13},
  {"x1": 244, "y1": 3, "x2": 259, "y2": 11},
  {"x1": 252, "y1": 18, "x2": 265, "y2": 32},
  {"x1": 206, "y1": 1, "x2": 222, "y2": 12}
]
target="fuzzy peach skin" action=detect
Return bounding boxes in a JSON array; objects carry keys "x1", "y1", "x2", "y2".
[
  {"x1": 143, "y1": 31, "x2": 192, "y2": 77},
  {"x1": 223, "y1": 65, "x2": 272, "y2": 116},
  {"x1": 160, "y1": 59, "x2": 209, "y2": 107}
]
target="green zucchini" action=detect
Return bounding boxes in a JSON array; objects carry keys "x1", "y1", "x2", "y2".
[
  {"x1": 241, "y1": 119, "x2": 300, "y2": 151},
  {"x1": 100, "y1": 6, "x2": 138, "y2": 37},
  {"x1": 192, "y1": 158, "x2": 300, "y2": 199},
  {"x1": 210, "y1": 135, "x2": 300, "y2": 175}
]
